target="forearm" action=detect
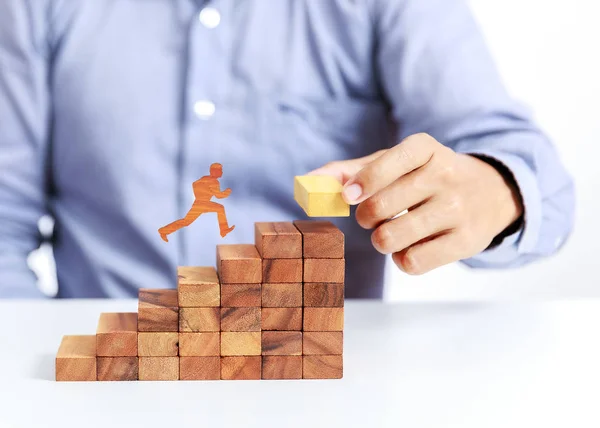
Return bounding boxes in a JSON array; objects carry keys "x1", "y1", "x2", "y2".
[
  {"x1": 456, "y1": 131, "x2": 575, "y2": 268},
  {"x1": 0, "y1": 0, "x2": 52, "y2": 297},
  {"x1": 0, "y1": 189, "x2": 49, "y2": 298}
]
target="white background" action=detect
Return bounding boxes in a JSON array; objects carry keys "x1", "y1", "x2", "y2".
[{"x1": 29, "y1": 0, "x2": 600, "y2": 301}]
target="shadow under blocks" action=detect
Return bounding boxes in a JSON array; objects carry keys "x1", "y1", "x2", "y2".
[{"x1": 54, "y1": 220, "x2": 344, "y2": 381}]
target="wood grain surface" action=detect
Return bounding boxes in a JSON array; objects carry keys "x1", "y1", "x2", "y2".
[
  {"x1": 262, "y1": 283, "x2": 302, "y2": 307},
  {"x1": 179, "y1": 332, "x2": 220, "y2": 356},
  {"x1": 179, "y1": 307, "x2": 220, "y2": 332},
  {"x1": 177, "y1": 266, "x2": 220, "y2": 307},
  {"x1": 157, "y1": 163, "x2": 235, "y2": 241},
  {"x1": 96, "y1": 357, "x2": 138, "y2": 381},
  {"x1": 303, "y1": 259, "x2": 345, "y2": 283},
  {"x1": 262, "y1": 259, "x2": 303, "y2": 283},
  {"x1": 262, "y1": 356, "x2": 302, "y2": 380},
  {"x1": 96, "y1": 313, "x2": 138, "y2": 357},
  {"x1": 220, "y1": 332, "x2": 262, "y2": 356},
  {"x1": 303, "y1": 355, "x2": 343, "y2": 379},
  {"x1": 220, "y1": 307, "x2": 261, "y2": 332},
  {"x1": 220, "y1": 283, "x2": 261, "y2": 307},
  {"x1": 293, "y1": 176, "x2": 350, "y2": 218},
  {"x1": 303, "y1": 308, "x2": 344, "y2": 331},
  {"x1": 261, "y1": 308, "x2": 303, "y2": 331},
  {"x1": 138, "y1": 357, "x2": 179, "y2": 381},
  {"x1": 254, "y1": 222, "x2": 302, "y2": 259},
  {"x1": 138, "y1": 289, "x2": 179, "y2": 332},
  {"x1": 303, "y1": 283, "x2": 344, "y2": 307},
  {"x1": 221, "y1": 356, "x2": 262, "y2": 380},
  {"x1": 302, "y1": 332, "x2": 343, "y2": 355},
  {"x1": 217, "y1": 244, "x2": 262, "y2": 284},
  {"x1": 261, "y1": 331, "x2": 302, "y2": 356},
  {"x1": 55, "y1": 335, "x2": 97, "y2": 381},
  {"x1": 137, "y1": 332, "x2": 179, "y2": 357},
  {"x1": 179, "y1": 357, "x2": 220, "y2": 380},
  {"x1": 293, "y1": 220, "x2": 344, "y2": 258}
]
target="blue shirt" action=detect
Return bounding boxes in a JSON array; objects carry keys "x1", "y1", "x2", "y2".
[{"x1": 0, "y1": 0, "x2": 575, "y2": 298}]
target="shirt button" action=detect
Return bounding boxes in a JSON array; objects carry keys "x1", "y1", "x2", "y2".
[
  {"x1": 194, "y1": 100, "x2": 215, "y2": 119},
  {"x1": 198, "y1": 7, "x2": 221, "y2": 29}
]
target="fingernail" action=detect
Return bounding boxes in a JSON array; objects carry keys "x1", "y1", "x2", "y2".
[{"x1": 343, "y1": 183, "x2": 363, "y2": 203}]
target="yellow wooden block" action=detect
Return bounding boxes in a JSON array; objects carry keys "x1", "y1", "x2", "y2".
[{"x1": 294, "y1": 176, "x2": 350, "y2": 217}]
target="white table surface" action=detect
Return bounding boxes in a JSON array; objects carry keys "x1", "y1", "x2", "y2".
[{"x1": 1, "y1": 299, "x2": 599, "y2": 428}]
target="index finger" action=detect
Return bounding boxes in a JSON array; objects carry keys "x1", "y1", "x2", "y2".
[
  {"x1": 306, "y1": 150, "x2": 387, "y2": 185},
  {"x1": 342, "y1": 133, "x2": 437, "y2": 205}
]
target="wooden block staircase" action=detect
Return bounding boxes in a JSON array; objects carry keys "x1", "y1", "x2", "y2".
[{"x1": 55, "y1": 220, "x2": 345, "y2": 381}]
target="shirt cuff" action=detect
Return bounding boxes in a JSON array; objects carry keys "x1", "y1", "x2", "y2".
[{"x1": 458, "y1": 149, "x2": 542, "y2": 266}]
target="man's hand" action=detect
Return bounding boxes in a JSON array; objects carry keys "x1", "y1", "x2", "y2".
[{"x1": 309, "y1": 133, "x2": 523, "y2": 274}]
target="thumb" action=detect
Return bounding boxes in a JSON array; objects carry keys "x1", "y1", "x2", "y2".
[{"x1": 306, "y1": 149, "x2": 387, "y2": 185}]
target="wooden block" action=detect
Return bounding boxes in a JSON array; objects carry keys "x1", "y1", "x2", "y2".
[
  {"x1": 221, "y1": 283, "x2": 261, "y2": 307},
  {"x1": 294, "y1": 175, "x2": 349, "y2": 217},
  {"x1": 254, "y1": 222, "x2": 302, "y2": 259},
  {"x1": 303, "y1": 308, "x2": 344, "y2": 331},
  {"x1": 220, "y1": 307, "x2": 261, "y2": 332},
  {"x1": 179, "y1": 332, "x2": 220, "y2": 356},
  {"x1": 221, "y1": 356, "x2": 262, "y2": 380},
  {"x1": 56, "y1": 335, "x2": 97, "y2": 381},
  {"x1": 220, "y1": 332, "x2": 261, "y2": 356},
  {"x1": 177, "y1": 266, "x2": 220, "y2": 307},
  {"x1": 262, "y1": 283, "x2": 302, "y2": 308},
  {"x1": 96, "y1": 313, "x2": 138, "y2": 357},
  {"x1": 304, "y1": 259, "x2": 345, "y2": 283},
  {"x1": 262, "y1": 259, "x2": 303, "y2": 283},
  {"x1": 262, "y1": 331, "x2": 302, "y2": 356},
  {"x1": 262, "y1": 356, "x2": 302, "y2": 380},
  {"x1": 216, "y1": 244, "x2": 262, "y2": 284},
  {"x1": 180, "y1": 357, "x2": 220, "y2": 380},
  {"x1": 179, "y1": 307, "x2": 220, "y2": 332},
  {"x1": 138, "y1": 332, "x2": 178, "y2": 357},
  {"x1": 293, "y1": 220, "x2": 345, "y2": 259},
  {"x1": 303, "y1": 283, "x2": 344, "y2": 307},
  {"x1": 138, "y1": 357, "x2": 179, "y2": 381},
  {"x1": 97, "y1": 357, "x2": 138, "y2": 381},
  {"x1": 138, "y1": 288, "x2": 179, "y2": 332},
  {"x1": 261, "y1": 308, "x2": 302, "y2": 331},
  {"x1": 303, "y1": 332, "x2": 343, "y2": 355},
  {"x1": 303, "y1": 355, "x2": 343, "y2": 379}
]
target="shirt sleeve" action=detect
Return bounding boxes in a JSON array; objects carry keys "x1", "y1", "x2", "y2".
[
  {"x1": 372, "y1": 0, "x2": 575, "y2": 268},
  {"x1": 0, "y1": 0, "x2": 52, "y2": 297}
]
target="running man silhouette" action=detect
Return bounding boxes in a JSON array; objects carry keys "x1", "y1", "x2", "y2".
[{"x1": 158, "y1": 163, "x2": 235, "y2": 242}]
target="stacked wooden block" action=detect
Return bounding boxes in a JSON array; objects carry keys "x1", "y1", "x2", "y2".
[
  {"x1": 294, "y1": 175, "x2": 350, "y2": 217},
  {"x1": 55, "y1": 220, "x2": 344, "y2": 381},
  {"x1": 294, "y1": 221, "x2": 344, "y2": 379},
  {"x1": 97, "y1": 312, "x2": 139, "y2": 380},
  {"x1": 216, "y1": 244, "x2": 263, "y2": 379},
  {"x1": 138, "y1": 289, "x2": 180, "y2": 380},
  {"x1": 178, "y1": 267, "x2": 222, "y2": 379},
  {"x1": 256, "y1": 222, "x2": 303, "y2": 379}
]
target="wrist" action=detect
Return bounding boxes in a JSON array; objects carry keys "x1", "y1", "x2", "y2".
[{"x1": 470, "y1": 154, "x2": 524, "y2": 237}]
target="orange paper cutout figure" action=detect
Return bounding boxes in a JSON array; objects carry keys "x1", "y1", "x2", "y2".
[{"x1": 158, "y1": 163, "x2": 235, "y2": 242}]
